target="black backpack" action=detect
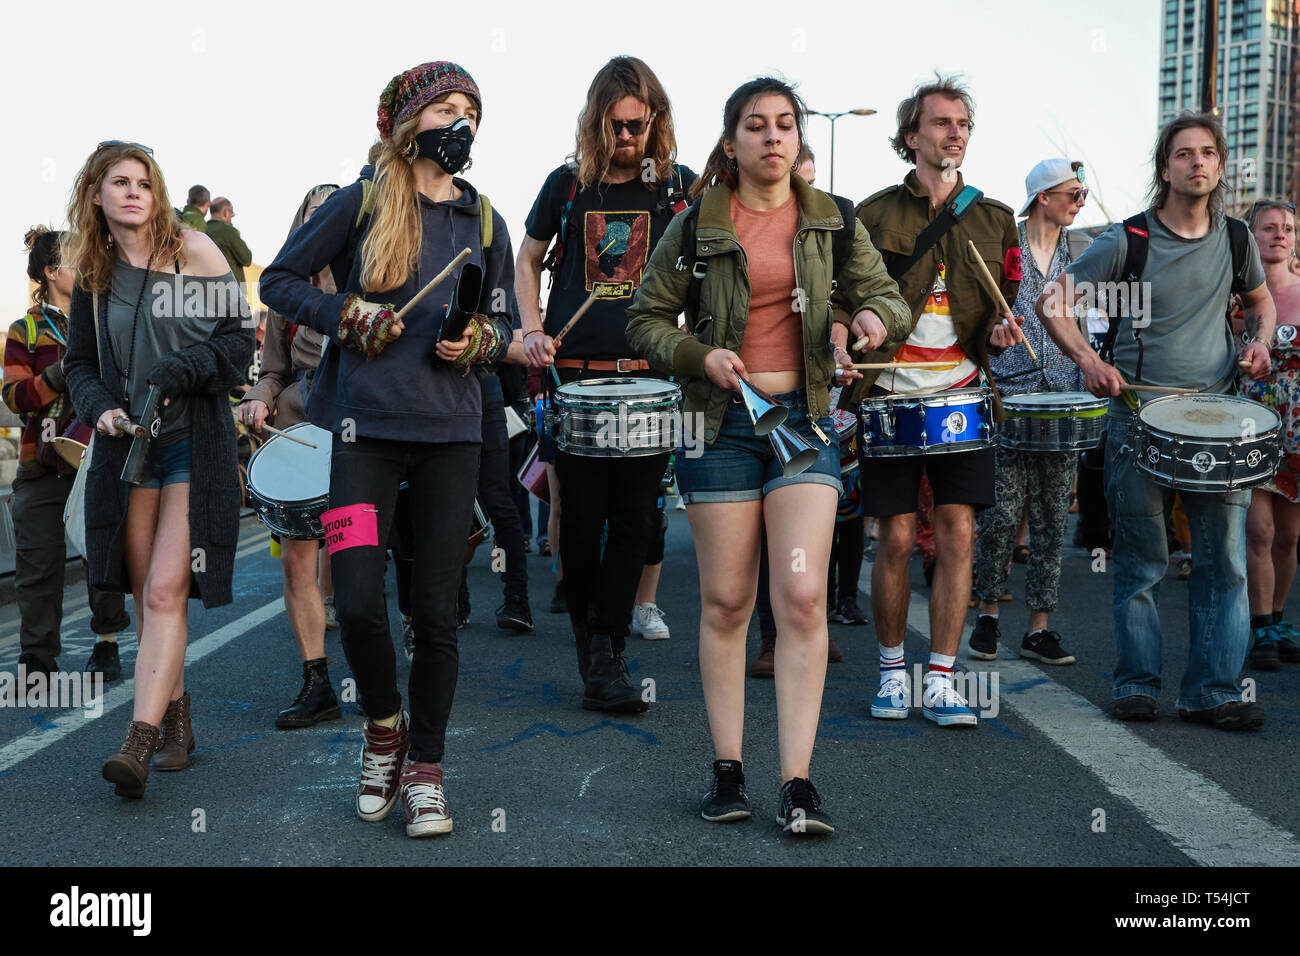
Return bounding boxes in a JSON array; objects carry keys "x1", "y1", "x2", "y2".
[
  {"x1": 1099, "y1": 211, "x2": 1251, "y2": 377},
  {"x1": 676, "y1": 191, "x2": 857, "y2": 331}
]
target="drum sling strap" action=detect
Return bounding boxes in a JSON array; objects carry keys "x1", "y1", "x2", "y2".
[
  {"x1": 1100, "y1": 212, "x2": 1251, "y2": 382},
  {"x1": 883, "y1": 184, "x2": 984, "y2": 282}
]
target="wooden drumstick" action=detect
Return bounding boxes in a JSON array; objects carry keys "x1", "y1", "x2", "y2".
[
  {"x1": 111, "y1": 415, "x2": 145, "y2": 438},
  {"x1": 849, "y1": 361, "x2": 961, "y2": 370},
  {"x1": 232, "y1": 411, "x2": 319, "y2": 448},
  {"x1": 553, "y1": 290, "x2": 600, "y2": 349},
  {"x1": 394, "y1": 248, "x2": 472, "y2": 323},
  {"x1": 967, "y1": 240, "x2": 1039, "y2": 363},
  {"x1": 1119, "y1": 384, "x2": 1198, "y2": 394}
]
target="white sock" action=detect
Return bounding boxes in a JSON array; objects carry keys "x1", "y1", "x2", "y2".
[{"x1": 879, "y1": 643, "x2": 905, "y2": 688}]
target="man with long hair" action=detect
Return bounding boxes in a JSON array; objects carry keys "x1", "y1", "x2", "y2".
[
  {"x1": 840, "y1": 75, "x2": 1024, "y2": 728},
  {"x1": 516, "y1": 56, "x2": 695, "y2": 712},
  {"x1": 1037, "y1": 112, "x2": 1275, "y2": 730}
]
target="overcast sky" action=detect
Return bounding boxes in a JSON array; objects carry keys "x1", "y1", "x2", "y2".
[{"x1": 1, "y1": 0, "x2": 1160, "y2": 317}]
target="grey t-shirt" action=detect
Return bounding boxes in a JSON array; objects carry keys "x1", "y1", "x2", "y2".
[
  {"x1": 1065, "y1": 209, "x2": 1264, "y2": 393},
  {"x1": 107, "y1": 262, "x2": 236, "y2": 443}
]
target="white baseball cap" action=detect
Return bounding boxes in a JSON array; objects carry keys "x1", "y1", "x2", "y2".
[{"x1": 1018, "y1": 159, "x2": 1085, "y2": 217}]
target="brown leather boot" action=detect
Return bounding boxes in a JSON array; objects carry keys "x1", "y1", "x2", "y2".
[
  {"x1": 748, "y1": 636, "x2": 776, "y2": 678},
  {"x1": 102, "y1": 721, "x2": 160, "y2": 798},
  {"x1": 827, "y1": 636, "x2": 844, "y2": 664},
  {"x1": 154, "y1": 692, "x2": 195, "y2": 772}
]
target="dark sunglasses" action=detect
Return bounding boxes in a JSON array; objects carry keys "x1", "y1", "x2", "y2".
[
  {"x1": 610, "y1": 116, "x2": 653, "y2": 136},
  {"x1": 1252, "y1": 199, "x2": 1296, "y2": 214},
  {"x1": 96, "y1": 140, "x2": 153, "y2": 155},
  {"x1": 1049, "y1": 186, "x2": 1089, "y2": 204}
]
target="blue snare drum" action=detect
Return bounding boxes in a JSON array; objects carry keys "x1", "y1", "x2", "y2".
[{"x1": 858, "y1": 387, "x2": 994, "y2": 458}]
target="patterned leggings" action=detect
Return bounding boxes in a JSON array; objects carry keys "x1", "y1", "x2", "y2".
[{"x1": 975, "y1": 445, "x2": 1077, "y2": 611}]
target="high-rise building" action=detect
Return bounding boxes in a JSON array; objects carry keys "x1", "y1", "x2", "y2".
[{"x1": 1158, "y1": 0, "x2": 1300, "y2": 207}]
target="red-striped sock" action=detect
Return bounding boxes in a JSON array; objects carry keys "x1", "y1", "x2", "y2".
[{"x1": 926, "y1": 652, "x2": 956, "y2": 691}]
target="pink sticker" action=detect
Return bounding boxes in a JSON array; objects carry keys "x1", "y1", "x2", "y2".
[{"x1": 321, "y1": 503, "x2": 379, "y2": 554}]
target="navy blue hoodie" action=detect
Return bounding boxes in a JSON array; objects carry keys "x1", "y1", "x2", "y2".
[{"x1": 259, "y1": 177, "x2": 514, "y2": 443}]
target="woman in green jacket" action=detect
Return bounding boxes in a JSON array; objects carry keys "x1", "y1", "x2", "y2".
[{"x1": 627, "y1": 77, "x2": 909, "y2": 835}]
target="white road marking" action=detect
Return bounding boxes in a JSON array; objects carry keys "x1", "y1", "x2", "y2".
[
  {"x1": 894, "y1": 578, "x2": 1300, "y2": 866},
  {"x1": 0, "y1": 597, "x2": 285, "y2": 774},
  {"x1": 578, "y1": 764, "x2": 608, "y2": 798}
]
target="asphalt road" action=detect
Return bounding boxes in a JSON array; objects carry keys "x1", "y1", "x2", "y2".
[{"x1": 1, "y1": 503, "x2": 1298, "y2": 868}]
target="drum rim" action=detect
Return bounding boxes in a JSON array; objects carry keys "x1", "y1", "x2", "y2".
[
  {"x1": 860, "y1": 386, "x2": 991, "y2": 410},
  {"x1": 555, "y1": 377, "x2": 681, "y2": 398},
  {"x1": 1002, "y1": 391, "x2": 1108, "y2": 414},
  {"x1": 247, "y1": 420, "x2": 332, "y2": 502}
]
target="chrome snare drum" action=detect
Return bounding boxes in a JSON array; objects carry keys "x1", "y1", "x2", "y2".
[
  {"x1": 553, "y1": 378, "x2": 682, "y2": 458},
  {"x1": 1134, "y1": 394, "x2": 1280, "y2": 492},
  {"x1": 859, "y1": 386, "x2": 994, "y2": 458},
  {"x1": 999, "y1": 391, "x2": 1108, "y2": 452},
  {"x1": 247, "y1": 422, "x2": 332, "y2": 539}
]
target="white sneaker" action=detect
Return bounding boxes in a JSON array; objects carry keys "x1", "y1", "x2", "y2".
[
  {"x1": 632, "y1": 603, "x2": 670, "y2": 641},
  {"x1": 323, "y1": 595, "x2": 339, "y2": 631}
]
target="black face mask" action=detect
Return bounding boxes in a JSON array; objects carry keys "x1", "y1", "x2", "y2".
[{"x1": 412, "y1": 117, "x2": 475, "y2": 175}]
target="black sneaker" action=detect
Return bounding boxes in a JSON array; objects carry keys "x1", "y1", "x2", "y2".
[
  {"x1": 829, "y1": 598, "x2": 869, "y2": 626},
  {"x1": 496, "y1": 598, "x2": 534, "y2": 632},
  {"x1": 457, "y1": 597, "x2": 470, "y2": 630},
  {"x1": 777, "y1": 777, "x2": 834, "y2": 835},
  {"x1": 699, "y1": 759, "x2": 751, "y2": 823},
  {"x1": 549, "y1": 581, "x2": 567, "y2": 614},
  {"x1": 1114, "y1": 694, "x2": 1158, "y2": 721},
  {"x1": 17, "y1": 652, "x2": 57, "y2": 678},
  {"x1": 1248, "y1": 626, "x2": 1281, "y2": 670},
  {"x1": 537, "y1": 538, "x2": 552, "y2": 557},
  {"x1": 1178, "y1": 700, "x2": 1265, "y2": 730},
  {"x1": 1021, "y1": 630, "x2": 1076, "y2": 665},
  {"x1": 968, "y1": 615, "x2": 999, "y2": 660},
  {"x1": 84, "y1": 641, "x2": 122, "y2": 682},
  {"x1": 402, "y1": 619, "x2": 414, "y2": 662}
]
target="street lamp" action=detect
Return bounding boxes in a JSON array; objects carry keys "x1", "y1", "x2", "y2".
[{"x1": 808, "y1": 108, "x2": 877, "y2": 195}]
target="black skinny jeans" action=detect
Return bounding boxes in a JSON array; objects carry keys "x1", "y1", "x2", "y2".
[
  {"x1": 468, "y1": 397, "x2": 527, "y2": 603},
  {"x1": 555, "y1": 450, "x2": 669, "y2": 651},
  {"x1": 329, "y1": 434, "x2": 479, "y2": 763}
]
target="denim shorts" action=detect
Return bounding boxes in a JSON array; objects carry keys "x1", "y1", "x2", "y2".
[
  {"x1": 676, "y1": 388, "x2": 842, "y2": 504},
  {"x1": 136, "y1": 438, "x2": 192, "y2": 489}
]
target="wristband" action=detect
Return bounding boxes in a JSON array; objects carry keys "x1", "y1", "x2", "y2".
[{"x1": 524, "y1": 330, "x2": 546, "y2": 340}]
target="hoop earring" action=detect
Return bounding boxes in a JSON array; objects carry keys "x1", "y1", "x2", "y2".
[{"x1": 401, "y1": 139, "x2": 418, "y2": 161}]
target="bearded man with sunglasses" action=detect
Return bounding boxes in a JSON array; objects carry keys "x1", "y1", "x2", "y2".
[{"x1": 516, "y1": 56, "x2": 696, "y2": 712}]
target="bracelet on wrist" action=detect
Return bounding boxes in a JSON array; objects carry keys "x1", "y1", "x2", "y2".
[{"x1": 524, "y1": 329, "x2": 545, "y2": 340}]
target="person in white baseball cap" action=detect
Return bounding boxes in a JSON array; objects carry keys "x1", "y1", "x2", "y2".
[{"x1": 1018, "y1": 158, "x2": 1087, "y2": 217}]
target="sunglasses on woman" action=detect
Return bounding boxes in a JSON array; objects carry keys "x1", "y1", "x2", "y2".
[{"x1": 96, "y1": 140, "x2": 154, "y2": 155}]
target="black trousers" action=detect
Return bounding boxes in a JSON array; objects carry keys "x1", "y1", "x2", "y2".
[
  {"x1": 555, "y1": 450, "x2": 669, "y2": 650},
  {"x1": 11, "y1": 470, "x2": 130, "y2": 665},
  {"x1": 828, "y1": 518, "x2": 865, "y2": 603},
  {"x1": 328, "y1": 434, "x2": 479, "y2": 763},
  {"x1": 473, "y1": 399, "x2": 527, "y2": 603},
  {"x1": 1076, "y1": 442, "x2": 1111, "y2": 548}
]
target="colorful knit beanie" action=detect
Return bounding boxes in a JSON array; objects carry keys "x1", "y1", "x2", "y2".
[{"x1": 377, "y1": 61, "x2": 482, "y2": 142}]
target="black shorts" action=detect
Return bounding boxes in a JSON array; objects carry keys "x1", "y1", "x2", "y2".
[{"x1": 859, "y1": 447, "x2": 996, "y2": 516}]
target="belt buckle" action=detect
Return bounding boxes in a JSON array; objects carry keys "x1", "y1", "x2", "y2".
[{"x1": 615, "y1": 358, "x2": 638, "y2": 373}]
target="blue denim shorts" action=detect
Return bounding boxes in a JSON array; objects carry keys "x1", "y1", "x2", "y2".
[
  {"x1": 137, "y1": 438, "x2": 192, "y2": 489},
  {"x1": 676, "y1": 388, "x2": 842, "y2": 504}
]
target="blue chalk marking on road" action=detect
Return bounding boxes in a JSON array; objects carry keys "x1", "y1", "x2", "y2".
[
  {"x1": 223, "y1": 700, "x2": 251, "y2": 712},
  {"x1": 980, "y1": 718, "x2": 1023, "y2": 739},
  {"x1": 29, "y1": 714, "x2": 58, "y2": 731},
  {"x1": 479, "y1": 720, "x2": 661, "y2": 752},
  {"x1": 504, "y1": 658, "x2": 524, "y2": 679},
  {"x1": 823, "y1": 714, "x2": 922, "y2": 740},
  {"x1": 192, "y1": 731, "x2": 264, "y2": 756}
]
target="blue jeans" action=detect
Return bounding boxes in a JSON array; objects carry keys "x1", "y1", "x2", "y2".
[{"x1": 1103, "y1": 411, "x2": 1250, "y2": 711}]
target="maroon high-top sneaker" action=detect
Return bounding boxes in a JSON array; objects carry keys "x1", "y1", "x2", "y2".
[{"x1": 356, "y1": 712, "x2": 409, "y2": 821}]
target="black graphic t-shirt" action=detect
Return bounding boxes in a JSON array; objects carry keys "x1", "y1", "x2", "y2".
[{"x1": 525, "y1": 163, "x2": 696, "y2": 360}]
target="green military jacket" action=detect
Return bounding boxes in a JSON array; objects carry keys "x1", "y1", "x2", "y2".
[
  {"x1": 205, "y1": 218, "x2": 252, "y2": 287},
  {"x1": 839, "y1": 171, "x2": 1021, "y2": 416},
  {"x1": 626, "y1": 175, "x2": 910, "y2": 443},
  {"x1": 179, "y1": 205, "x2": 207, "y2": 233}
]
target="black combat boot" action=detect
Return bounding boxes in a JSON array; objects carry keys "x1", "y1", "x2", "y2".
[
  {"x1": 276, "y1": 658, "x2": 342, "y2": 729},
  {"x1": 582, "y1": 634, "x2": 648, "y2": 714}
]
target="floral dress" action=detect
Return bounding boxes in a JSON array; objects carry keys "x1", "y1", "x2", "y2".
[{"x1": 1237, "y1": 322, "x2": 1300, "y2": 502}]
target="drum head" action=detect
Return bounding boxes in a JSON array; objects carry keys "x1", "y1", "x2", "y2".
[
  {"x1": 1139, "y1": 395, "x2": 1279, "y2": 438},
  {"x1": 556, "y1": 377, "x2": 676, "y2": 399},
  {"x1": 1004, "y1": 391, "x2": 1106, "y2": 409},
  {"x1": 248, "y1": 422, "x2": 332, "y2": 502}
]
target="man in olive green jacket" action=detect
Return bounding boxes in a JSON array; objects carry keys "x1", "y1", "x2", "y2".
[
  {"x1": 627, "y1": 173, "x2": 910, "y2": 445},
  {"x1": 179, "y1": 184, "x2": 210, "y2": 232},
  {"x1": 206, "y1": 197, "x2": 253, "y2": 288},
  {"x1": 843, "y1": 77, "x2": 1027, "y2": 730}
]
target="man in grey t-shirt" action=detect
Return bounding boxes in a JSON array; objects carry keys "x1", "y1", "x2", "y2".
[{"x1": 1036, "y1": 113, "x2": 1275, "y2": 731}]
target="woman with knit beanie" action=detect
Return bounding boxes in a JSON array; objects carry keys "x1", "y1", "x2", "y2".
[
  {"x1": 62, "y1": 142, "x2": 254, "y2": 799},
  {"x1": 260, "y1": 61, "x2": 515, "y2": 838}
]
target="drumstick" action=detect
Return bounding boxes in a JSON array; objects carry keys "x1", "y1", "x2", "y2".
[
  {"x1": 553, "y1": 291, "x2": 600, "y2": 349},
  {"x1": 394, "y1": 248, "x2": 472, "y2": 323},
  {"x1": 967, "y1": 240, "x2": 1039, "y2": 363},
  {"x1": 1119, "y1": 384, "x2": 1198, "y2": 394},
  {"x1": 232, "y1": 412, "x2": 319, "y2": 448},
  {"x1": 111, "y1": 415, "x2": 146, "y2": 438},
  {"x1": 849, "y1": 361, "x2": 961, "y2": 370}
]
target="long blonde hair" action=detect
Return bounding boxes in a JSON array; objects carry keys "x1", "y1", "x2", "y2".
[
  {"x1": 360, "y1": 115, "x2": 423, "y2": 293},
  {"x1": 61, "y1": 144, "x2": 185, "y2": 294}
]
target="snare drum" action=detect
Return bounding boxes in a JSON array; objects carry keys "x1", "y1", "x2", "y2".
[
  {"x1": 247, "y1": 422, "x2": 332, "y2": 539},
  {"x1": 553, "y1": 378, "x2": 682, "y2": 457},
  {"x1": 859, "y1": 387, "x2": 993, "y2": 458},
  {"x1": 999, "y1": 391, "x2": 1108, "y2": 452},
  {"x1": 1135, "y1": 394, "x2": 1281, "y2": 491}
]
